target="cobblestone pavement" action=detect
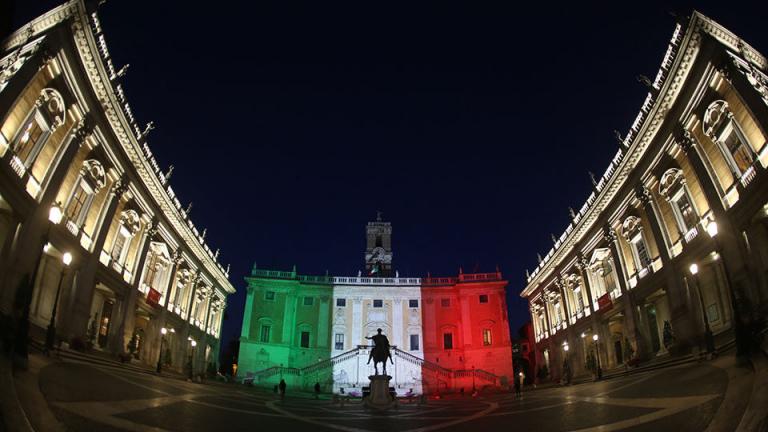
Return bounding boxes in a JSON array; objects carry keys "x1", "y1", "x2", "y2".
[{"x1": 37, "y1": 358, "x2": 734, "y2": 432}]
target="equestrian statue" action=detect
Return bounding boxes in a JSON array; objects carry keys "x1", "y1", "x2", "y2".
[{"x1": 366, "y1": 328, "x2": 394, "y2": 375}]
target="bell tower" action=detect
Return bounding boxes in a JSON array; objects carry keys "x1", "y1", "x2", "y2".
[{"x1": 365, "y1": 212, "x2": 393, "y2": 276}]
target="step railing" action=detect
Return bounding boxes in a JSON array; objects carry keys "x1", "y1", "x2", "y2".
[
  {"x1": 391, "y1": 347, "x2": 453, "y2": 378},
  {"x1": 301, "y1": 347, "x2": 361, "y2": 375}
]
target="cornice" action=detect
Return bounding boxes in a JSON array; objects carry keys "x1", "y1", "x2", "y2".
[{"x1": 63, "y1": 2, "x2": 234, "y2": 294}]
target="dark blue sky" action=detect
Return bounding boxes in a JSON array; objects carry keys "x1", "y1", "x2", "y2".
[{"x1": 10, "y1": 1, "x2": 768, "y2": 346}]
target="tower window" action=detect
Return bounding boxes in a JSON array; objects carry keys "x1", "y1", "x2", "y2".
[
  {"x1": 300, "y1": 331, "x2": 310, "y2": 348},
  {"x1": 336, "y1": 298, "x2": 346, "y2": 307},
  {"x1": 373, "y1": 299, "x2": 383, "y2": 308},
  {"x1": 443, "y1": 333, "x2": 453, "y2": 350},
  {"x1": 410, "y1": 334, "x2": 420, "y2": 351},
  {"x1": 479, "y1": 294, "x2": 489, "y2": 304},
  {"x1": 409, "y1": 299, "x2": 419, "y2": 308},
  {"x1": 260, "y1": 325, "x2": 271, "y2": 343},
  {"x1": 483, "y1": 329, "x2": 492, "y2": 346},
  {"x1": 303, "y1": 297, "x2": 314, "y2": 306},
  {"x1": 264, "y1": 291, "x2": 275, "y2": 301},
  {"x1": 375, "y1": 235, "x2": 383, "y2": 247}
]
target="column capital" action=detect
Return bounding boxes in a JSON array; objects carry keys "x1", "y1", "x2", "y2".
[
  {"x1": 634, "y1": 184, "x2": 654, "y2": 206},
  {"x1": 602, "y1": 224, "x2": 618, "y2": 243}
]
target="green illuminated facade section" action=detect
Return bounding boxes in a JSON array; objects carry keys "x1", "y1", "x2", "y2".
[{"x1": 238, "y1": 267, "x2": 333, "y2": 383}]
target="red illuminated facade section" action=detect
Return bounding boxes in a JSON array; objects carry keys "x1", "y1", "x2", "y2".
[{"x1": 421, "y1": 271, "x2": 514, "y2": 391}]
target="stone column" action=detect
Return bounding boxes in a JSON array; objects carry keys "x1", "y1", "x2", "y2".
[
  {"x1": 282, "y1": 292, "x2": 296, "y2": 345},
  {"x1": 1, "y1": 119, "x2": 88, "y2": 314},
  {"x1": 241, "y1": 285, "x2": 254, "y2": 340},
  {"x1": 459, "y1": 294, "x2": 472, "y2": 347},
  {"x1": 65, "y1": 177, "x2": 128, "y2": 341},
  {"x1": 317, "y1": 295, "x2": 329, "y2": 348},
  {"x1": 604, "y1": 225, "x2": 646, "y2": 360},
  {"x1": 351, "y1": 297, "x2": 362, "y2": 346},
  {"x1": 112, "y1": 221, "x2": 156, "y2": 353},
  {"x1": 556, "y1": 278, "x2": 572, "y2": 325}
]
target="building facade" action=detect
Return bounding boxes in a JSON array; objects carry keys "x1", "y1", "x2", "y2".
[
  {"x1": 0, "y1": 0, "x2": 235, "y2": 373},
  {"x1": 238, "y1": 217, "x2": 514, "y2": 394},
  {"x1": 521, "y1": 11, "x2": 768, "y2": 382}
]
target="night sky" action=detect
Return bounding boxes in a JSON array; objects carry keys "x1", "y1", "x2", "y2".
[{"x1": 9, "y1": 1, "x2": 768, "y2": 349}]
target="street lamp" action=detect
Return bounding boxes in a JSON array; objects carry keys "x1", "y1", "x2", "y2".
[
  {"x1": 690, "y1": 263, "x2": 715, "y2": 356},
  {"x1": 156, "y1": 327, "x2": 167, "y2": 373},
  {"x1": 592, "y1": 334, "x2": 602, "y2": 380},
  {"x1": 563, "y1": 342, "x2": 571, "y2": 385},
  {"x1": 471, "y1": 365, "x2": 476, "y2": 393},
  {"x1": 705, "y1": 220, "x2": 748, "y2": 357},
  {"x1": 45, "y1": 251, "x2": 72, "y2": 355}
]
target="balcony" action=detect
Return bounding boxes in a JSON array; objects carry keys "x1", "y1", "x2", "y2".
[{"x1": 740, "y1": 165, "x2": 757, "y2": 188}]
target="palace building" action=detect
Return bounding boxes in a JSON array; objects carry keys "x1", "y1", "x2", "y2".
[
  {"x1": 0, "y1": 0, "x2": 235, "y2": 372},
  {"x1": 521, "y1": 11, "x2": 768, "y2": 381},
  {"x1": 238, "y1": 216, "x2": 514, "y2": 395}
]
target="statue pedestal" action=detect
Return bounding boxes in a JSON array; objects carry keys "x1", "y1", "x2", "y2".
[{"x1": 364, "y1": 375, "x2": 396, "y2": 410}]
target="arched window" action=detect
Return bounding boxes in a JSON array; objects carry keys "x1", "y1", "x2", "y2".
[
  {"x1": 63, "y1": 159, "x2": 106, "y2": 231},
  {"x1": 659, "y1": 168, "x2": 700, "y2": 236},
  {"x1": 589, "y1": 248, "x2": 619, "y2": 302},
  {"x1": 10, "y1": 88, "x2": 65, "y2": 168},
  {"x1": 622, "y1": 216, "x2": 652, "y2": 271},
  {"x1": 703, "y1": 100, "x2": 755, "y2": 178},
  {"x1": 110, "y1": 209, "x2": 141, "y2": 266}
]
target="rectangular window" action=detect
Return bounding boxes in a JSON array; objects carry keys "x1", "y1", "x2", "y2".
[
  {"x1": 303, "y1": 296, "x2": 314, "y2": 306},
  {"x1": 440, "y1": 298, "x2": 450, "y2": 308},
  {"x1": 443, "y1": 333, "x2": 453, "y2": 349},
  {"x1": 260, "y1": 325, "x2": 271, "y2": 343},
  {"x1": 110, "y1": 228, "x2": 129, "y2": 263},
  {"x1": 336, "y1": 298, "x2": 346, "y2": 307},
  {"x1": 410, "y1": 334, "x2": 420, "y2": 351},
  {"x1": 300, "y1": 331, "x2": 310, "y2": 348},
  {"x1": 408, "y1": 299, "x2": 419, "y2": 308},
  {"x1": 632, "y1": 234, "x2": 652, "y2": 269},
  {"x1": 65, "y1": 181, "x2": 90, "y2": 223},
  {"x1": 483, "y1": 329, "x2": 492, "y2": 346},
  {"x1": 265, "y1": 291, "x2": 275, "y2": 301},
  {"x1": 13, "y1": 114, "x2": 48, "y2": 164},
  {"x1": 721, "y1": 125, "x2": 754, "y2": 175},
  {"x1": 479, "y1": 294, "x2": 489, "y2": 304},
  {"x1": 335, "y1": 333, "x2": 344, "y2": 350},
  {"x1": 373, "y1": 299, "x2": 383, "y2": 308},
  {"x1": 672, "y1": 189, "x2": 698, "y2": 234}
]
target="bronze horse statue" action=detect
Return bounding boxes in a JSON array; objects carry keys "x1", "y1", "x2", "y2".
[{"x1": 366, "y1": 328, "x2": 394, "y2": 375}]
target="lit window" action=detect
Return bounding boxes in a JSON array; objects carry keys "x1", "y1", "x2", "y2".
[
  {"x1": 408, "y1": 299, "x2": 418, "y2": 308},
  {"x1": 336, "y1": 298, "x2": 346, "y2": 307},
  {"x1": 64, "y1": 179, "x2": 92, "y2": 224},
  {"x1": 110, "y1": 226, "x2": 130, "y2": 263},
  {"x1": 335, "y1": 333, "x2": 344, "y2": 350},
  {"x1": 373, "y1": 299, "x2": 383, "y2": 308},
  {"x1": 410, "y1": 334, "x2": 420, "y2": 351},
  {"x1": 443, "y1": 333, "x2": 453, "y2": 350},
  {"x1": 702, "y1": 100, "x2": 755, "y2": 177},
  {"x1": 671, "y1": 189, "x2": 699, "y2": 234},
  {"x1": 631, "y1": 234, "x2": 652, "y2": 269},
  {"x1": 12, "y1": 113, "x2": 49, "y2": 165},
  {"x1": 441, "y1": 298, "x2": 450, "y2": 308},
  {"x1": 483, "y1": 329, "x2": 492, "y2": 346},
  {"x1": 300, "y1": 331, "x2": 310, "y2": 348},
  {"x1": 303, "y1": 297, "x2": 314, "y2": 306},
  {"x1": 479, "y1": 294, "x2": 489, "y2": 304},
  {"x1": 260, "y1": 325, "x2": 270, "y2": 343},
  {"x1": 265, "y1": 291, "x2": 275, "y2": 301}
]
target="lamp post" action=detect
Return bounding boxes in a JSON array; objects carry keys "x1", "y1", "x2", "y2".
[
  {"x1": 156, "y1": 327, "x2": 167, "y2": 373},
  {"x1": 592, "y1": 334, "x2": 602, "y2": 380},
  {"x1": 705, "y1": 221, "x2": 748, "y2": 357},
  {"x1": 189, "y1": 339, "x2": 197, "y2": 380},
  {"x1": 563, "y1": 342, "x2": 571, "y2": 385},
  {"x1": 689, "y1": 263, "x2": 715, "y2": 356},
  {"x1": 44, "y1": 251, "x2": 72, "y2": 355}
]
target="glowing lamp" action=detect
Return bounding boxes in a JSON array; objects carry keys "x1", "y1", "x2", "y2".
[
  {"x1": 191, "y1": 340, "x2": 197, "y2": 347},
  {"x1": 580, "y1": 332, "x2": 586, "y2": 339},
  {"x1": 706, "y1": 220, "x2": 718, "y2": 238},
  {"x1": 689, "y1": 263, "x2": 699, "y2": 275},
  {"x1": 592, "y1": 334, "x2": 598, "y2": 342},
  {"x1": 62, "y1": 252, "x2": 72, "y2": 266},
  {"x1": 49, "y1": 203, "x2": 63, "y2": 224},
  {"x1": 161, "y1": 327, "x2": 167, "y2": 335}
]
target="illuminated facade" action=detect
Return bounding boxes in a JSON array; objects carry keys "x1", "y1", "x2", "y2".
[
  {"x1": 238, "y1": 217, "x2": 514, "y2": 394},
  {"x1": 0, "y1": 0, "x2": 235, "y2": 372},
  {"x1": 521, "y1": 11, "x2": 768, "y2": 381}
]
